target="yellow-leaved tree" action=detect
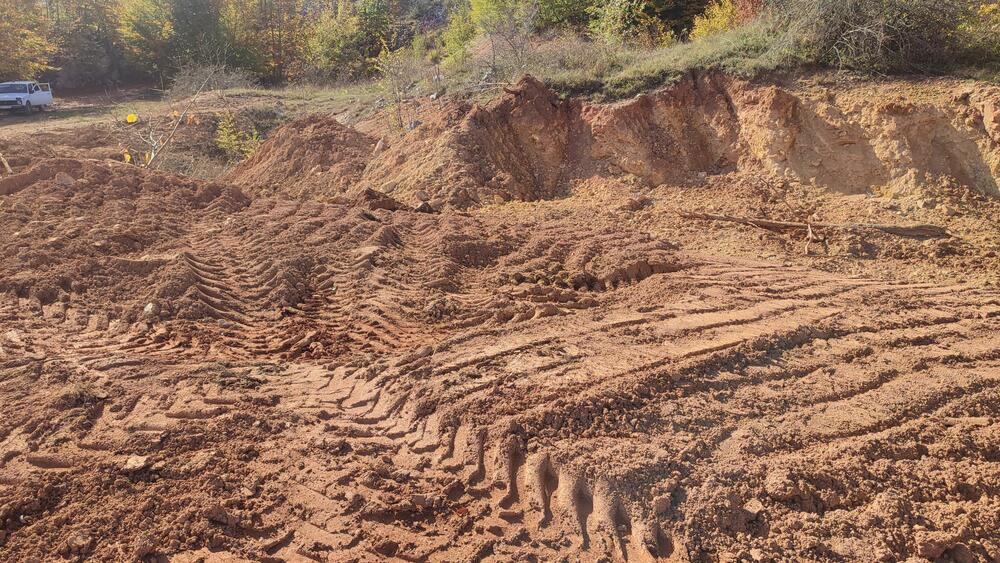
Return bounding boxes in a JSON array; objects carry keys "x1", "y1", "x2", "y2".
[
  {"x1": 690, "y1": 0, "x2": 740, "y2": 40},
  {"x1": 119, "y1": 0, "x2": 174, "y2": 85},
  {"x1": 967, "y1": 2, "x2": 1000, "y2": 48},
  {"x1": 0, "y1": 2, "x2": 54, "y2": 79}
]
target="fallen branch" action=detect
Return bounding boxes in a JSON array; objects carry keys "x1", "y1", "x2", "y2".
[
  {"x1": 0, "y1": 152, "x2": 11, "y2": 176},
  {"x1": 146, "y1": 73, "x2": 213, "y2": 169},
  {"x1": 678, "y1": 211, "x2": 951, "y2": 239}
]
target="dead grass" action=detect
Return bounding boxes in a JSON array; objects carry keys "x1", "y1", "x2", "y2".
[
  {"x1": 439, "y1": 0, "x2": 1000, "y2": 101},
  {"x1": 435, "y1": 22, "x2": 786, "y2": 100}
]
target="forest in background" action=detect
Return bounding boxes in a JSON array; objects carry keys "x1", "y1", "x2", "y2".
[{"x1": 2, "y1": 0, "x2": 1000, "y2": 93}]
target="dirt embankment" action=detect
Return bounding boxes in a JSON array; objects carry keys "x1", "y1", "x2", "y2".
[
  {"x1": 1, "y1": 73, "x2": 1000, "y2": 562},
  {"x1": 228, "y1": 73, "x2": 1000, "y2": 286},
  {"x1": 232, "y1": 74, "x2": 1000, "y2": 209}
]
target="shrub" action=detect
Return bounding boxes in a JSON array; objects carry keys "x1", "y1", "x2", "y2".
[
  {"x1": 442, "y1": 3, "x2": 477, "y2": 66},
  {"x1": 769, "y1": 0, "x2": 989, "y2": 73},
  {"x1": 959, "y1": 2, "x2": 1000, "y2": 56},
  {"x1": 734, "y1": 0, "x2": 764, "y2": 21},
  {"x1": 531, "y1": 32, "x2": 630, "y2": 94},
  {"x1": 690, "y1": 0, "x2": 741, "y2": 40},
  {"x1": 167, "y1": 63, "x2": 256, "y2": 100},
  {"x1": 470, "y1": 0, "x2": 539, "y2": 77},
  {"x1": 215, "y1": 112, "x2": 261, "y2": 161},
  {"x1": 589, "y1": 0, "x2": 675, "y2": 47},
  {"x1": 537, "y1": 0, "x2": 596, "y2": 29},
  {"x1": 374, "y1": 41, "x2": 420, "y2": 129}
]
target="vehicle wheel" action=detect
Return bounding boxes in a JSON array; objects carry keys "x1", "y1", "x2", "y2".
[{"x1": 23, "y1": 102, "x2": 32, "y2": 114}]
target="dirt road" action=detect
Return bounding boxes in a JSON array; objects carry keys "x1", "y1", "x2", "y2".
[{"x1": 1, "y1": 75, "x2": 999, "y2": 561}]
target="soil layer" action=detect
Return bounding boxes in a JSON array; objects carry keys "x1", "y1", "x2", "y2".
[{"x1": 2, "y1": 74, "x2": 1000, "y2": 562}]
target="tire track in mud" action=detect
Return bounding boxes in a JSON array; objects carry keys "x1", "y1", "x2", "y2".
[
  {"x1": 233, "y1": 258, "x2": 1000, "y2": 561},
  {"x1": 3, "y1": 185, "x2": 1000, "y2": 561}
]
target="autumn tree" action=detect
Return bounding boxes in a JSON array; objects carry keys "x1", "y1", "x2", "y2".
[
  {"x1": 119, "y1": 0, "x2": 173, "y2": 84},
  {"x1": 356, "y1": 0, "x2": 396, "y2": 58},
  {"x1": 49, "y1": 0, "x2": 128, "y2": 87},
  {"x1": 0, "y1": 1, "x2": 55, "y2": 79},
  {"x1": 305, "y1": 0, "x2": 399, "y2": 80},
  {"x1": 306, "y1": 0, "x2": 365, "y2": 78},
  {"x1": 169, "y1": 0, "x2": 227, "y2": 64},
  {"x1": 260, "y1": 0, "x2": 309, "y2": 82}
]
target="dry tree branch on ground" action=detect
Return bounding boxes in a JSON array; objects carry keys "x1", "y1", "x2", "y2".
[
  {"x1": 108, "y1": 73, "x2": 216, "y2": 169},
  {"x1": 678, "y1": 211, "x2": 952, "y2": 239}
]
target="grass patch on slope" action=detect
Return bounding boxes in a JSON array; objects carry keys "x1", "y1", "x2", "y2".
[{"x1": 522, "y1": 0, "x2": 1000, "y2": 100}]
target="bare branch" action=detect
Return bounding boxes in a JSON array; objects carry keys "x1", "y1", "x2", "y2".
[
  {"x1": 147, "y1": 73, "x2": 214, "y2": 169},
  {"x1": 678, "y1": 211, "x2": 952, "y2": 239}
]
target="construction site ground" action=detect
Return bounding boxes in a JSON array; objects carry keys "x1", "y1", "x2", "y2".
[{"x1": 1, "y1": 72, "x2": 999, "y2": 562}]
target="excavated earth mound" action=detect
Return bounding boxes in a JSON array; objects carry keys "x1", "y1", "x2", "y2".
[
  {"x1": 231, "y1": 118, "x2": 377, "y2": 201},
  {"x1": 2, "y1": 74, "x2": 1000, "y2": 562},
  {"x1": 231, "y1": 74, "x2": 1000, "y2": 209}
]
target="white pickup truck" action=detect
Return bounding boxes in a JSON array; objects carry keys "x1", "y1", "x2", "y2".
[{"x1": 0, "y1": 81, "x2": 53, "y2": 113}]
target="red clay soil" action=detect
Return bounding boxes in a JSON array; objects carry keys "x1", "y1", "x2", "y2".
[
  {"x1": 233, "y1": 75, "x2": 1000, "y2": 207},
  {"x1": 2, "y1": 74, "x2": 1000, "y2": 562}
]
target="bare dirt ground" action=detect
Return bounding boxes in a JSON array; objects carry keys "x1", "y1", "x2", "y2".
[{"x1": 1, "y1": 73, "x2": 1000, "y2": 562}]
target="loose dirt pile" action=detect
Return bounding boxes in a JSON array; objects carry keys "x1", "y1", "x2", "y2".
[
  {"x1": 2, "y1": 73, "x2": 1000, "y2": 562},
  {"x1": 231, "y1": 118, "x2": 377, "y2": 201},
  {"x1": 232, "y1": 74, "x2": 1000, "y2": 210}
]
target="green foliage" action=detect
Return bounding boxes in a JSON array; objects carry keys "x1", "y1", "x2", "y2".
[
  {"x1": 373, "y1": 40, "x2": 417, "y2": 128},
  {"x1": 538, "y1": 0, "x2": 1000, "y2": 101},
  {"x1": 4, "y1": 0, "x2": 998, "y2": 91},
  {"x1": 219, "y1": 0, "x2": 315, "y2": 82},
  {"x1": 49, "y1": 0, "x2": 128, "y2": 87},
  {"x1": 357, "y1": 0, "x2": 394, "y2": 52},
  {"x1": 119, "y1": 0, "x2": 173, "y2": 80},
  {"x1": 411, "y1": 29, "x2": 445, "y2": 64},
  {"x1": 963, "y1": 2, "x2": 1000, "y2": 55},
  {"x1": 0, "y1": 2, "x2": 54, "y2": 79},
  {"x1": 589, "y1": 0, "x2": 675, "y2": 46},
  {"x1": 215, "y1": 111, "x2": 261, "y2": 161},
  {"x1": 469, "y1": 0, "x2": 520, "y2": 31},
  {"x1": 169, "y1": 0, "x2": 227, "y2": 63},
  {"x1": 442, "y1": 2, "x2": 476, "y2": 65},
  {"x1": 306, "y1": 2, "x2": 363, "y2": 78},
  {"x1": 764, "y1": 0, "x2": 992, "y2": 74},
  {"x1": 303, "y1": 0, "x2": 397, "y2": 80},
  {"x1": 537, "y1": 0, "x2": 596, "y2": 29},
  {"x1": 690, "y1": 0, "x2": 739, "y2": 40}
]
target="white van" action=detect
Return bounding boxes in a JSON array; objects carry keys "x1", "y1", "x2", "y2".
[{"x1": 0, "y1": 81, "x2": 54, "y2": 113}]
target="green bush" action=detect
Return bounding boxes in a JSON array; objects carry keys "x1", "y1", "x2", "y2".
[
  {"x1": 215, "y1": 112, "x2": 261, "y2": 162},
  {"x1": 589, "y1": 0, "x2": 675, "y2": 46},
  {"x1": 690, "y1": 0, "x2": 740, "y2": 40},
  {"x1": 963, "y1": 2, "x2": 1000, "y2": 57},
  {"x1": 442, "y1": 3, "x2": 477, "y2": 66},
  {"x1": 537, "y1": 0, "x2": 597, "y2": 29}
]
